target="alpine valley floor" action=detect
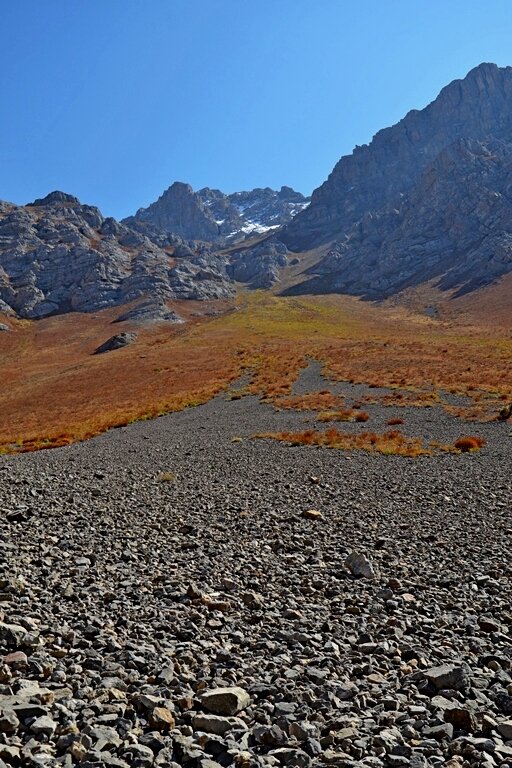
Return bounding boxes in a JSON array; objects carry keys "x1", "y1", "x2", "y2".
[{"x1": 1, "y1": 359, "x2": 511, "y2": 768}]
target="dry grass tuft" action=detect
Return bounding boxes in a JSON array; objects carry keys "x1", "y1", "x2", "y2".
[
  {"x1": 156, "y1": 471, "x2": 177, "y2": 483},
  {"x1": 256, "y1": 428, "x2": 488, "y2": 458},
  {"x1": 317, "y1": 409, "x2": 370, "y2": 423},
  {"x1": 497, "y1": 402, "x2": 512, "y2": 421},
  {"x1": 453, "y1": 436, "x2": 487, "y2": 453},
  {"x1": 255, "y1": 427, "x2": 431, "y2": 457}
]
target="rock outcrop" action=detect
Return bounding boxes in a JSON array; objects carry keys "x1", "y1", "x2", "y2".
[
  {"x1": 126, "y1": 183, "x2": 309, "y2": 243},
  {"x1": 0, "y1": 194, "x2": 233, "y2": 319},
  {"x1": 282, "y1": 63, "x2": 512, "y2": 252},
  {"x1": 227, "y1": 239, "x2": 289, "y2": 288},
  {"x1": 94, "y1": 332, "x2": 137, "y2": 354},
  {"x1": 285, "y1": 137, "x2": 512, "y2": 298},
  {"x1": 113, "y1": 301, "x2": 184, "y2": 325}
]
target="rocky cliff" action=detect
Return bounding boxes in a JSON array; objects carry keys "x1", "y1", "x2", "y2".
[
  {"x1": 0, "y1": 192, "x2": 233, "y2": 320},
  {"x1": 282, "y1": 63, "x2": 512, "y2": 251},
  {"x1": 281, "y1": 62, "x2": 512, "y2": 299},
  {"x1": 126, "y1": 183, "x2": 309, "y2": 243},
  {"x1": 285, "y1": 137, "x2": 512, "y2": 298}
]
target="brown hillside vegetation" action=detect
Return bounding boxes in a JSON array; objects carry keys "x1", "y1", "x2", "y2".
[
  {"x1": 0, "y1": 290, "x2": 511, "y2": 452},
  {"x1": 255, "y1": 427, "x2": 487, "y2": 458}
]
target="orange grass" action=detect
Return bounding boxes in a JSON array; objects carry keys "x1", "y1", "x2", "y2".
[
  {"x1": 317, "y1": 409, "x2": 369, "y2": 422},
  {"x1": 255, "y1": 428, "x2": 487, "y2": 458},
  {"x1": 255, "y1": 427, "x2": 431, "y2": 457},
  {"x1": 0, "y1": 291, "x2": 510, "y2": 452},
  {"x1": 453, "y1": 436, "x2": 487, "y2": 452},
  {"x1": 354, "y1": 391, "x2": 442, "y2": 408}
]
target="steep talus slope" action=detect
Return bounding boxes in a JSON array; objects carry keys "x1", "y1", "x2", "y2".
[
  {"x1": 0, "y1": 192, "x2": 233, "y2": 320},
  {"x1": 126, "y1": 182, "x2": 309, "y2": 243},
  {"x1": 282, "y1": 63, "x2": 512, "y2": 251},
  {"x1": 285, "y1": 137, "x2": 512, "y2": 298}
]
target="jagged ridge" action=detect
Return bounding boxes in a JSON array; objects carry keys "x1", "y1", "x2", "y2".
[
  {"x1": 0, "y1": 192, "x2": 233, "y2": 320},
  {"x1": 282, "y1": 63, "x2": 512, "y2": 251},
  {"x1": 125, "y1": 182, "x2": 309, "y2": 243}
]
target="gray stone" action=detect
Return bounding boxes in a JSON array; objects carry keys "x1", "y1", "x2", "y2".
[
  {"x1": 94, "y1": 332, "x2": 137, "y2": 354},
  {"x1": 30, "y1": 715, "x2": 57, "y2": 736},
  {"x1": 0, "y1": 710, "x2": 19, "y2": 734},
  {"x1": 425, "y1": 664, "x2": 468, "y2": 691},
  {"x1": 201, "y1": 686, "x2": 251, "y2": 716},
  {"x1": 497, "y1": 720, "x2": 512, "y2": 739},
  {"x1": 345, "y1": 552, "x2": 376, "y2": 579},
  {"x1": 192, "y1": 714, "x2": 248, "y2": 735}
]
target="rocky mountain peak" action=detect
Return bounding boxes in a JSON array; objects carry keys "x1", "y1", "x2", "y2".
[
  {"x1": 126, "y1": 183, "x2": 310, "y2": 243},
  {"x1": 128, "y1": 182, "x2": 220, "y2": 242},
  {"x1": 30, "y1": 191, "x2": 81, "y2": 207},
  {"x1": 282, "y1": 62, "x2": 512, "y2": 251}
]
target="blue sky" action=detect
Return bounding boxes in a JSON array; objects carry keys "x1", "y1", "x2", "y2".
[{"x1": 2, "y1": 1, "x2": 512, "y2": 218}]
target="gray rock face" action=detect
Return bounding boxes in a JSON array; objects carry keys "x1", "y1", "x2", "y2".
[
  {"x1": 127, "y1": 183, "x2": 309, "y2": 243},
  {"x1": 94, "y1": 332, "x2": 137, "y2": 354},
  {"x1": 285, "y1": 136, "x2": 512, "y2": 298},
  {"x1": 283, "y1": 63, "x2": 512, "y2": 251},
  {"x1": 200, "y1": 687, "x2": 251, "y2": 716},
  {"x1": 227, "y1": 238, "x2": 289, "y2": 287},
  {"x1": 0, "y1": 193, "x2": 234, "y2": 320},
  {"x1": 114, "y1": 301, "x2": 184, "y2": 324}
]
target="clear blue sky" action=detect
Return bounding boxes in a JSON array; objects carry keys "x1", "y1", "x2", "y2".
[{"x1": 2, "y1": 1, "x2": 512, "y2": 219}]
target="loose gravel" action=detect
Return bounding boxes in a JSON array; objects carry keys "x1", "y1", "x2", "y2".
[{"x1": 1, "y1": 367, "x2": 511, "y2": 768}]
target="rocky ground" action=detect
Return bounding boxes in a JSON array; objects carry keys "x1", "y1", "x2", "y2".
[{"x1": 1, "y1": 366, "x2": 511, "y2": 768}]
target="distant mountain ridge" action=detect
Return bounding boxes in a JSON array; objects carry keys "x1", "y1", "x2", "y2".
[
  {"x1": 124, "y1": 182, "x2": 309, "y2": 243},
  {"x1": 3, "y1": 63, "x2": 512, "y2": 319}
]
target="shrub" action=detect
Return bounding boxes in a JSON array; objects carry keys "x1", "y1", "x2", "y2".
[
  {"x1": 453, "y1": 436, "x2": 486, "y2": 453},
  {"x1": 318, "y1": 409, "x2": 368, "y2": 423},
  {"x1": 497, "y1": 403, "x2": 512, "y2": 421},
  {"x1": 156, "y1": 471, "x2": 176, "y2": 482},
  {"x1": 387, "y1": 418, "x2": 404, "y2": 426}
]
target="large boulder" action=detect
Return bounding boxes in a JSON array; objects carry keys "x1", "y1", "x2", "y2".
[{"x1": 94, "y1": 332, "x2": 137, "y2": 354}]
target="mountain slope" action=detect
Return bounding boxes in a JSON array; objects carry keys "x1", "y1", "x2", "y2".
[
  {"x1": 125, "y1": 182, "x2": 309, "y2": 243},
  {"x1": 282, "y1": 63, "x2": 512, "y2": 251},
  {"x1": 0, "y1": 192, "x2": 233, "y2": 320},
  {"x1": 285, "y1": 137, "x2": 512, "y2": 299}
]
